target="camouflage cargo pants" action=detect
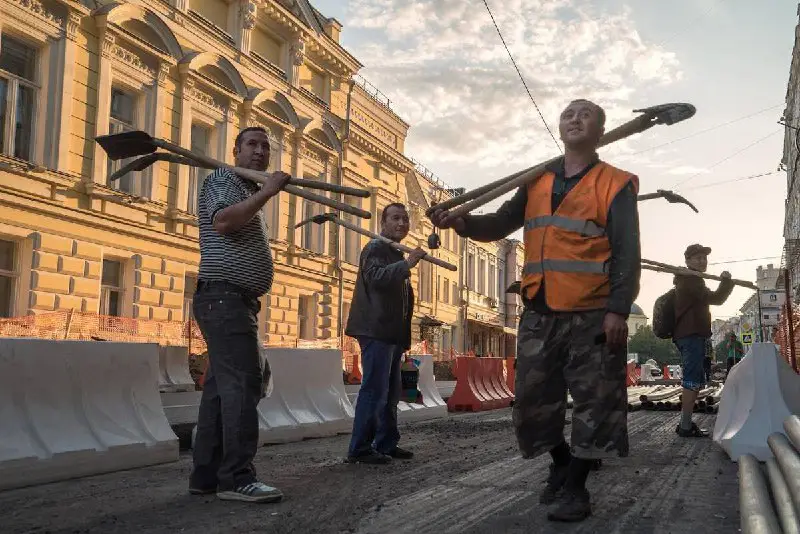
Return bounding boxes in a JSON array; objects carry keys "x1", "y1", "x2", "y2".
[{"x1": 513, "y1": 309, "x2": 629, "y2": 460}]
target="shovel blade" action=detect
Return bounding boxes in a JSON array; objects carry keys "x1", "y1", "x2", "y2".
[
  {"x1": 95, "y1": 130, "x2": 157, "y2": 161},
  {"x1": 633, "y1": 103, "x2": 696, "y2": 126}
]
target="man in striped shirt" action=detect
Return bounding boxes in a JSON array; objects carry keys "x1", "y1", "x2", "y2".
[{"x1": 189, "y1": 127, "x2": 290, "y2": 503}]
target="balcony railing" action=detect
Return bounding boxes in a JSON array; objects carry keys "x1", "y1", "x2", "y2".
[{"x1": 353, "y1": 74, "x2": 392, "y2": 111}]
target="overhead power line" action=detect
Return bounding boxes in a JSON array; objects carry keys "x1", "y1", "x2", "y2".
[
  {"x1": 709, "y1": 256, "x2": 782, "y2": 266},
  {"x1": 631, "y1": 104, "x2": 783, "y2": 156},
  {"x1": 681, "y1": 170, "x2": 781, "y2": 191},
  {"x1": 675, "y1": 129, "x2": 782, "y2": 189},
  {"x1": 481, "y1": 0, "x2": 562, "y2": 154}
]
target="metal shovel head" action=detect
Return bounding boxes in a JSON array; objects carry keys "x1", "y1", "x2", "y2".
[
  {"x1": 95, "y1": 130, "x2": 158, "y2": 161},
  {"x1": 633, "y1": 103, "x2": 696, "y2": 126}
]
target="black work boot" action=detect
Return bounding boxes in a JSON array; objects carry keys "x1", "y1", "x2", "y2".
[
  {"x1": 547, "y1": 488, "x2": 592, "y2": 522},
  {"x1": 539, "y1": 463, "x2": 569, "y2": 504},
  {"x1": 675, "y1": 422, "x2": 709, "y2": 438}
]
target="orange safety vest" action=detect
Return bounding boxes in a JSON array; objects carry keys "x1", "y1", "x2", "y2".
[{"x1": 521, "y1": 161, "x2": 639, "y2": 311}]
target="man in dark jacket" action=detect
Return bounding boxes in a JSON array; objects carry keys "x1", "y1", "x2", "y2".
[
  {"x1": 673, "y1": 244, "x2": 734, "y2": 437},
  {"x1": 345, "y1": 202, "x2": 426, "y2": 464}
]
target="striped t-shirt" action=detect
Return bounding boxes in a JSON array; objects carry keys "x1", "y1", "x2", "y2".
[{"x1": 197, "y1": 168, "x2": 274, "y2": 295}]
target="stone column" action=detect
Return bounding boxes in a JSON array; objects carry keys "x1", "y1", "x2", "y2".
[
  {"x1": 91, "y1": 30, "x2": 115, "y2": 185},
  {"x1": 237, "y1": 0, "x2": 257, "y2": 55},
  {"x1": 289, "y1": 38, "x2": 305, "y2": 88},
  {"x1": 175, "y1": 70, "x2": 194, "y2": 211},
  {"x1": 289, "y1": 131, "x2": 305, "y2": 246},
  {"x1": 52, "y1": 11, "x2": 80, "y2": 172},
  {"x1": 147, "y1": 63, "x2": 170, "y2": 201}
]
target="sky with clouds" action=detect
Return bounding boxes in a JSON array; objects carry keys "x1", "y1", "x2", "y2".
[{"x1": 313, "y1": 0, "x2": 797, "y2": 321}]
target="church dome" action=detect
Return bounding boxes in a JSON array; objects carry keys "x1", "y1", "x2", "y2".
[{"x1": 630, "y1": 303, "x2": 645, "y2": 316}]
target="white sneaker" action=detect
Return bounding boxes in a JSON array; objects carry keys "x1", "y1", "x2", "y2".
[{"x1": 217, "y1": 482, "x2": 283, "y2": 503}]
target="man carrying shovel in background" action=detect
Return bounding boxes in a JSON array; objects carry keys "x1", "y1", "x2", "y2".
[
  {"x1": 672, "y1": 244, "x2": 733, "y2": 438},
  {"x1": 430, "y1": 99, "x2": 641, "y2": 522}
]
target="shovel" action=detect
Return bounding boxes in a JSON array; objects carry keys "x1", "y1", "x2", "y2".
[{"x1": 96, "y1": 131, "x2": 371, "y2": 219}]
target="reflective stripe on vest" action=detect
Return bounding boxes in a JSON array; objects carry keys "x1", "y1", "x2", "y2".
[
  {"x1": 523, "y1": 215, "x2": 606, "y2": 238},
  {"x1": 523, "y1": 259, "x2": 609, "y2": 276}
]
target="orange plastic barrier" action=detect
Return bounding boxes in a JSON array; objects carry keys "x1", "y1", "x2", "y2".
[
  {"x1": 504, "y1": 357, "x2": 515, "y2": 394},
  {"x1": 447, "y1": 357, "x2": 513, "y2": 412},
  {"x1": 626, "y1": 362, "x2": 639, "y2": 387}
]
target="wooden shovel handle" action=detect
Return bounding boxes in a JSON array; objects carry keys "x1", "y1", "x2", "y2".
[
  {"x1": 333, "y1": 216, "x2": 458, "y2": 272},
  {"x1": 153, "y1": 140, "x2": 371, "y2": 219}
]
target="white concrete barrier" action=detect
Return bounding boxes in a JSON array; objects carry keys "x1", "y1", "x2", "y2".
[
  {"x1": 639, "y1": 362, "x2": 658, "y2": 382},
  {"x1": 0, "y1": 339, "x2": 178, "y2": 491},
  {"x1": 158, "y1": 346, "x2": 195, "y2": 393},
  {"x1": 713, "y1": 343, "x2": 800, "y2": 461},
  {"x1": 161, "y1": 391, "x2": 202, "y2": 426},
  {"x1": 257, "y1": 348, "x2": 354, "y2": 445},
  {"x1": 396, "y1": 355, "x2": 448, "y2": 422}
]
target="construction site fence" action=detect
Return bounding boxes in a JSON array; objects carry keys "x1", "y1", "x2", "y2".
[{"x1": 773, "y1": 303, "x2": 799, "y2": 373}]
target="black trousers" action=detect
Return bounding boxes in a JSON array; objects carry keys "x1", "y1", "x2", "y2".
[{"x1": 190, "y1": 280, "x2": 265, "y2": 491}]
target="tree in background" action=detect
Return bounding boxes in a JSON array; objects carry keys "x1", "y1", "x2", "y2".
[{"x1": 628, "y1": 325, "x2": 681, "y2": 366}]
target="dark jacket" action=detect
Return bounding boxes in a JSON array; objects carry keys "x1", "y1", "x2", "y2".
[
  {"x1": 458, "y1": 157, "x2": 640, "y2": 317},
  {"x1": 673, "y1": 274, "x2": 734, "y2": 339},
  {"x1": 345, "y1": 239, "x2": 414, "y2": 350}
]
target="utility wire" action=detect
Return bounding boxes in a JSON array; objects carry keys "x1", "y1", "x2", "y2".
[
  {"x1": 675, "y1": 130, "x2": 782, "y2": 189},
  {"x1": 709, "y1": 256, "x2": 782, "y2": 266},
  {"x1": 654, "y1": 0, "x2": 728, "y2": 49},
  {"x1": 481, "y1": 0, "x2": 562, "y2": 154},
  {"x1": 681, "y1": 170, "x2": 780, "y2": 191},
  {"x1": 630, "y1": 104, "x2": 782, "y2": 156}
]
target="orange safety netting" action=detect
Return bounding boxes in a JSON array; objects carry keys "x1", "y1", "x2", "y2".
[
  {"x1": 0, "y1": 310, "x2": 465, "y2": 366},
  {"x1": 0, "y1": 310, "x2": 208, "y2": 353},
  {"x1": 774, "y1": 303, "x2": 799, "y2": 373}
]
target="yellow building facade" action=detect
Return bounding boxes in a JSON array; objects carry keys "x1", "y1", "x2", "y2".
[{"x1": 0, "y1": 0, "x2": 523, "y2": 356}]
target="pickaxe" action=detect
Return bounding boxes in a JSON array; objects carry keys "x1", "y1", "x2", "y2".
[
  {"x1": 294, "y1": 213, "x2": 458, "y2": 271},
  {"x1": 427, "y1": 103, "x2": 697, "y2": 221},
  {"x1": 638, "y1": 190, "x2": 698, "y2": 213},
  {"x1": 95, "y1": 131, "x2": 371, "y2": 219}
]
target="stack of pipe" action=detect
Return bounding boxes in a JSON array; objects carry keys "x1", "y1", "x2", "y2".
[
  {"x1": 739, "y1": 415, "x2": 800, "y2": 534},
  {"x1": 634, "y1": 384, "x2": 725, "y2": 413}
]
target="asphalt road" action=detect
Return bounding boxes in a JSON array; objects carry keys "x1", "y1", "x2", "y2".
[{"x1": 0, "y1": 410, "x2": 739, "y2": 534}]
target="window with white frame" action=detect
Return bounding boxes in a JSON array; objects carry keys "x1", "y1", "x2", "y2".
[
  {"x1": 107, "y1": 88, "x2": 139, "y2": 195},
  {"x1": 100, "y1": 259, "x2": 124, "y2": 317},
  {"x1": 183, "y1": 273, "x2": 198, "y2": 321},
  {"x1": 452, "y1": 281, "x2": 458, "y2": 305},
  {"x1": 467, "y1": 253, "x2": 475, "y2": 291},
  {"x1": 478, "y1": 257, "x2": 486, "y2": 295},
  {"x1": 187, "y1": 123, "x2": 211, "y2": 215},
  {"x1": 489, "y1": 262, "x2": 496, "y2": 300},
  {"x1": 0, "y1": 34, "x2": 37, "y2": 161},
  {"x1": 0, "y1": 239, "x2": 17, "y2": 317},
  {"x1": 298, "y1": 294, "x2": 316, "y2": 340}
]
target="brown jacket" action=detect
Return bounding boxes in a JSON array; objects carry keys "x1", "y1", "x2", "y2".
[{"x1": 673, "y1": 274, "x2": 734, "y2": 339}]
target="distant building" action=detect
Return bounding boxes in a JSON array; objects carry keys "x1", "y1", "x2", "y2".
[{"x1": 627, "y1": 303, "x2": 648, "y2": 338}]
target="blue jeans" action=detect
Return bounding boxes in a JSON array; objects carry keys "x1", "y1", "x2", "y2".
[
  {"x1": 348, "y1": 338, "x2": 404, "y2": 457},
  {"x1": 675, "y1": 335, "x2": 707, "y2": 391}
]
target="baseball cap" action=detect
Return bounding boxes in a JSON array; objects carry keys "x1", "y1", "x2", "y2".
[{"x1": 684, "y1": 244, "x2": 711, "y2": 258}]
